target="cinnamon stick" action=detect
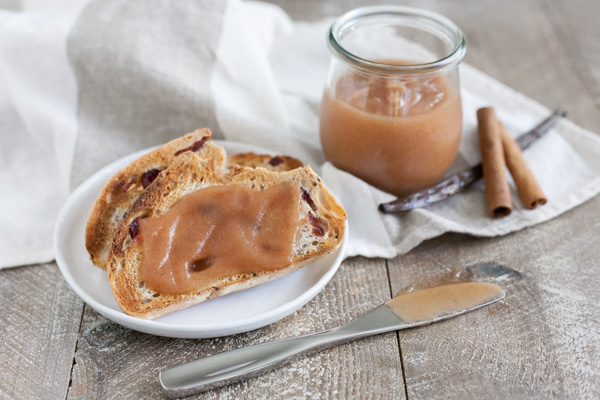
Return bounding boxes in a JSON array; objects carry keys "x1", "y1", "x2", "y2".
[
  {"x1": 499, "y1": 123, "x2": 547, "y2": 209},
  {"x1": 477, "y1": 107, "x2": 512, "y2": 218},
  {"x1": 378, "y1": 108, "x2": 566, "y2": 213}
]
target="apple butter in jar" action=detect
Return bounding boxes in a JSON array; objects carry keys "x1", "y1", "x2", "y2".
[{"x1": 320, "y1": 6, "x2": 467, "y2": 196}]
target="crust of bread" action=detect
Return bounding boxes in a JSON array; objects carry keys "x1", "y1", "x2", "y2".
[
  {"x1": 227, "y1": 152, "x2": 303, "y2": 171},
  {"x1": 85, "y1": 129, "x2": 225, "y2": 270},
  {"x1": 106, "y1": 152, "x2": 346, "y2": 319}
]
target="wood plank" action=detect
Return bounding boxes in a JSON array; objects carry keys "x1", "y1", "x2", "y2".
[
  {"x1": 542, "y1": 0, "x2": 600, "y2": 111},
  {"x1": 0, "y1": 262, "x2": 84, "y2": 399},
  {"x1": 438, "y1": 0, "x2": 600, "y2": 134},
  {"x1": 68, "y1": 257, "x2": 406, "y2": 399},
  {"x1": 389, "y1": 200, "x2": 600, "y2": 399},
  {"x1": 382, "y1": 0, "x2": 600, "y2": 398}
]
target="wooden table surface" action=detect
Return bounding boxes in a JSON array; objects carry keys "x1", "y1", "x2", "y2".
[{"x1": 2, "y1": 0, "x2": 600, "y2": 399}]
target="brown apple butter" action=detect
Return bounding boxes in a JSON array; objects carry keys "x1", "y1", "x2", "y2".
[
  {"x1": 385, "y1": 282, "x2": 503, "y2": 323},
  {"x1": 138, "y1": 182, "x2": 302, "y2": 295},
  {"x1": 320, "y1": 68, "x2": 462, "y2": 196}
]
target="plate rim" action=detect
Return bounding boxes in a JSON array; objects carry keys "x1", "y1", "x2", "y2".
[{"x1": 54, "y1": 140, "x2": 347, "y2": 337}]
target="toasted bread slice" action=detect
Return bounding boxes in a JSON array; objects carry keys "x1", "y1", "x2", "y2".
[
  {"x1": 85, "y1": 129, "x2": 225, "y2": 270},
  {"x1": 227, "y1": 152, "x2": 303, "y2": 171},
  {"x1": 107, "y1": 152, "x2": 346, "y2": 319},
  {"x1": 87, "y1": 133, "x2": 301, "y2": 270}
]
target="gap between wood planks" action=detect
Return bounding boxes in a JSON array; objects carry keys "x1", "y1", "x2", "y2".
[
  {"x1": 66, "y1": 304, "x2": 87, "y2": 400},
  {"x1": 386, "y1": 258, "x2": 410, "y2": 400}
]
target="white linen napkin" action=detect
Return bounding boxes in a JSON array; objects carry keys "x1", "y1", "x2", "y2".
[{"x1": 1, "y1": 0, "x2": 599, "y2": 268}]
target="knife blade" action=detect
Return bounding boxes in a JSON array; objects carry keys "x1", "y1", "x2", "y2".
[{"x1": 159, "y1": 282, "x2": 504, "y2": 398}]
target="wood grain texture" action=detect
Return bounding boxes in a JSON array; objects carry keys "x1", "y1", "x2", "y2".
[
  {"x1": 388, "y1": 201, "x2": 600, "y2": 399},
  {"x1": 68, "y1": 258, "x2": 406, "y2": 400},
  {"x1": 271, "y1": 0, "x2": 600, "y2": 398},
  {"x1": 542, "y1": 0, "x2": 600, "y2": 111},
  {"x1": 438, "y1": 0, "x2": 600, "y2": 133},
  {"x1": 0, "y1": 262, "x2": 84, "y2": 400}
]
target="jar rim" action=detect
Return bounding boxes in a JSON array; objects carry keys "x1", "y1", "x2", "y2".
[{"x1": 328, "y1": 5, "x2": 467, "y2": 75}]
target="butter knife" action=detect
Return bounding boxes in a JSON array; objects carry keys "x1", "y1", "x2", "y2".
[{"x1": 159, "y1": 282, "x2": 504, "y2": 398}]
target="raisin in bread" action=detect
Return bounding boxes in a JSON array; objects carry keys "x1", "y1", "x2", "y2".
[{"x1": 106, "y1": 152, "x2": 346, "y2": 319}]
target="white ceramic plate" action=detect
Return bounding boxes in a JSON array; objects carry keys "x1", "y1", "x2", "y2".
[{"x1": 54, "y1": 141, "x2": 346, "y2": 338}]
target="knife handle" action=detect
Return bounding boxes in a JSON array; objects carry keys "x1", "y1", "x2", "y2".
[{"x1": 159, "y1": 305, "x2": 400, "y2": 398}]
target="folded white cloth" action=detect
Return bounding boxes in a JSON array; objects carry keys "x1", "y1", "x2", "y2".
[{"x1": 1, "y1": 0, "x2": 599, "y2": 268}]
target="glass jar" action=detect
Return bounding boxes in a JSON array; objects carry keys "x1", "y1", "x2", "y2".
[{"x1": 320, "y1": 6, "x2": 467, "y2": 197}]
